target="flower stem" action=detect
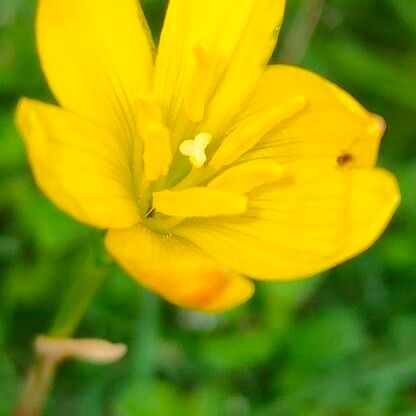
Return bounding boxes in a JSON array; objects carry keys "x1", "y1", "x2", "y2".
[
  {"x1": 49, "y1": 257, "x2": 108, "y2": 338},
  {"x1": 13, "y1": 244, "x2": 109, "y2": 416},
  {"x1": 131, "y1": 290, "x2": 161, "y2": 379},
  {"x1": 13, "y1": 356, "x2": 57, "y2": 416},
  {"x1": 279, "y1": 0, "x2": 326, "y2": 64}
]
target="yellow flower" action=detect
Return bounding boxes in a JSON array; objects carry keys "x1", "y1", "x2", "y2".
[{"x1": 17, "y1": 0, "x2": 400, "y2": 312}]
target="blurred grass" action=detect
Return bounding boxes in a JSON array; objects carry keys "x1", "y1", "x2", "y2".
[{"x1": 0, "y1": 0, "x2": 416, "y2": 415}]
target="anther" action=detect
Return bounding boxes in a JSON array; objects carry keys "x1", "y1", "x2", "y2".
[
  {"x1": 180, "y1": 132, "x2": 213, "y2": 168},
  {"x1": 137, "y1": 98, "x2": 172, "y2": 181},
  {"x1": 184, "y1": 43, "x2": 215, "y2": 124}
]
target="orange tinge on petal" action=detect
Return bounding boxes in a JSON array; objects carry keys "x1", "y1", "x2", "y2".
[{"x1": 105, "y1": 226, "x2": 255, "y2": 312}]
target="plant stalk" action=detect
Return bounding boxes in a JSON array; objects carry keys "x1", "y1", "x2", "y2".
[
  {"x1": 279, "y1": 0, "x2": 327, "y2": 64},
  {"x1": 13, "y1": 247, "x2": 109, "y2": 416},
  {"x1": 13, "y1": 356, "x2": 57, "y2": 416}
]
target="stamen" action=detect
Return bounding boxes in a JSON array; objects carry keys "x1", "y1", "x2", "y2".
[
  {"x1": 153, "y1": 187, "x2": 247, "y2": 218},
  {"x1": 210, "y1": 96, "x2": 307, "y2": 169},
  {"x1": 208, "y1": 160, "x2": 285, "y2": 194},
  {"x1": 180, "y1": 132, "x2": 213, "y2": 168},
  {"x1": 137, "y1": 98, "x2": 163, "y2": 126},
  {"x1": 137, "y1": 99, "x2": 172, "y2": 181},
  {"x1": 184, "y1": 43, "x2": 215, "y2": 123}
]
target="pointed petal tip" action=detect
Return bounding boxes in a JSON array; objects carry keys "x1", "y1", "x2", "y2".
[
  {"x1": 15, "y1": 97, "x2": 34, "y2": 130},
  {"x1": 15, "y1": 98, "x2": 47, "y2": 149},
  {"x1": 368, "y1": 113, "x2": 387, "y2": 140}
]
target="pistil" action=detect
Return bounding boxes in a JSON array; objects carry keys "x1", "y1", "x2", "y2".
[{"x1": 179, "y1": 132, "x2": 213, "y2": 168}]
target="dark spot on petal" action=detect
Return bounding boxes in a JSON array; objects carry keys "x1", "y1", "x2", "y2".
[{"x1": 337, "y1": 153, "x2": 354, "y2": 166}]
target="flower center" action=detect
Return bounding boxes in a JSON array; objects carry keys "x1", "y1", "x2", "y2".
[{"x1": 179, "y1": 132, "x2": 213, "y2": 168}]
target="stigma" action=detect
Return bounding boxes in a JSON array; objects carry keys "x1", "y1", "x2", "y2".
[{"x1": 179, "y1": 132, "x2": 212, "y2": 168}]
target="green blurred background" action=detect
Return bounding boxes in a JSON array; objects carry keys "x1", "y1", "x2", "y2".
[{"x1": 1, "y1": 0, "x2": 415, "y2": 414}]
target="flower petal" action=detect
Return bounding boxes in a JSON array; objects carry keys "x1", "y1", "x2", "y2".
[
  {"x1": 153, "y1": 0, "x2": 286, "y2": 143},
  {"x1": 173, "y1": 165, "x2": 400, "y2": 280},
  {"x1": 236, "y1": 65, "x2": 385, "y2": 168},
  {"x1": 105, "y1": 225, "x2": 254, "y2": 312},
  {"x1": 37, "y1": 0, "x2": 154, "y2": 134},
  {"x1": 17, "y1": 98, "x2": 140, "y2": 229}
]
